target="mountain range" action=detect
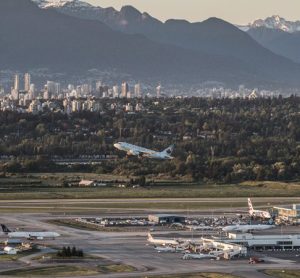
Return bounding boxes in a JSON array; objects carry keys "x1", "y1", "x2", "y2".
[
  {"x1": 239, "y1": 15, "x2": 300, "y2": 63},
  {"x1": 241, "y1": 15, "x2": 300, "y2": 33},
  {"x1": 1, "y1": 0, "x2": 300, "y2": 88},
  {"x1": 33, "y1": 1, "x2": 300, "y2": 66},
  {"x1": 247, "y1": 27, "x2": 300, "y2": 64}
]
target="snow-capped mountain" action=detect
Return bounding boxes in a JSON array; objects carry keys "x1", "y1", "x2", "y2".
[
  {"x1": 32, "y1": 0, "x2": 92, "y2": 9},
  {"x1": 246, "y1": 15, "x2": 300, "y2": 33},
  {"x1": 31, "y1": 0, "x2": 161, "y2": 33}
]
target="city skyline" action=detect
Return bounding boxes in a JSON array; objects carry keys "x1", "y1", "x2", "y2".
[{"x1": 86, "y1": 0, "x2": 300, "y2": 24}]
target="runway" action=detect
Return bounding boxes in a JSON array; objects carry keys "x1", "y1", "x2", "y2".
[{"x1": 0, "y1": 197, "x2": 299, "y2": 215}]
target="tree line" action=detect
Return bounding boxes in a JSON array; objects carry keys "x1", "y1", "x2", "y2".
[{"x1": 0, "y1": 96, "x2": 299, "y2": 182}]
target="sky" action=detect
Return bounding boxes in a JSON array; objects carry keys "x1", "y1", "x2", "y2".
[{"x1": 86, "y1": 0, "x2": 300, "y2": 24}]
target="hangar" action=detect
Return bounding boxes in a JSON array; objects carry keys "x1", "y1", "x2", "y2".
[{"x1": 148, "y1": 214, "x2": 186, "y2": 224}]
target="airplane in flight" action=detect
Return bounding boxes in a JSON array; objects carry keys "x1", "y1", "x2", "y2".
[
  {"x1": 222, "y1": 223, "x2": 275, "y2": 233},
  {"x1": 147, "y1": 233, "x2": 179, "y2": 246},
  {"x1": 1, "y1": 224, "x2": 60, "y2": 240},
  {"x1": 248, "y1": 198, "x2": 271, "y2": 219},
  {"x1": 114, "y1": 142, "x2": 175, "y2": 160}
]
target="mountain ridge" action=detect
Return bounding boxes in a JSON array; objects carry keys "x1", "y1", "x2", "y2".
[
  {"x1": 248, "y1": 27, "x2": 300, "y2": 63},
  {"x1": 248, "y1": 15, "x2": 300, "y2": 33},
  {"x1": 2, "y1": 0, "x2": 300, "y2": 88},
  {"x1": 31, "y1": 0, "x2": 299, "y2": 67},
  {"x1": 0, "y1": 0, "x2": 263, "y2": 87}
]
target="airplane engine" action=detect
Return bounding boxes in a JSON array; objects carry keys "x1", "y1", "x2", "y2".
[{"x1": 127, "y1": 150, "x2": 140, "y2": 156}]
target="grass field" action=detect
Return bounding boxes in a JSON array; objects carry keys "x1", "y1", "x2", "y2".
[
  {"x1": 144, "y1": 273, "x2": 240, "y2": 278},
  {"x1": 264, "y1": 269, "x2": 300, "y2": 278},
  {"x1": 0, "y1": 264, "x2": 136, "y2": 276},
  {"x1": 0, "y1": 266, "x2": 99, "y2": 277},
  {"x1": 98, "y1": 264, "x2": 136, "y2": 273},
  {"x1": 1, "y1": 181, "x2": 300, "y2": 201},
  {"x1": 0, "y1": 173, "x2": 300, "y2": 203},
  {"x1": 0, "y1": 249, "x2": 40, "y2": 261}
]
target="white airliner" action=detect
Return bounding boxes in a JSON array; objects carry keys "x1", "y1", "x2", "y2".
[
  {"x1": 186, "y1": 225, "x2": 213, "y2": 231},
  {"x1": 114, "y1": 142, "x2": 175, "y2": 160},
  {"x1": 248, "y1": 198, "x2": 271, "y2": 219},
  {"x1": 1, "y1": 224, "x2": 60, "y2": 240},
  {"x1": 222, "y1": 224, "x2": 275, "y2": 233},
  {"x1": 182, "y1": 253, "x2": 216, "y2": 260},
  {"x1": 147, "y1": 233, "x2": 179, "y2": 246},
  {"x1": 155, "y1": 246, "x2": 185, "y2": 253}
]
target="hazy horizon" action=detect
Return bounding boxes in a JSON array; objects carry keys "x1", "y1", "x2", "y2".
[{"x1": 85, "y1": 0, "x2": 300, "y2": 24}]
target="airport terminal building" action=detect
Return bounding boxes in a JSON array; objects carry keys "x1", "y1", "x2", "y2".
[
  {"x1": 273, "y1": 204, "x2": 300, "y2": 223},
  {"x1": 225, "y1": 233, "x2": 300, "y2": 250}
]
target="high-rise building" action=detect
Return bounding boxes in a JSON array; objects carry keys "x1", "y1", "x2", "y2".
[
  {"x1": 76, "y1": 86, "x2": 82, "y2": 98},
  {"x1": 127, "y1": 91, "x2": 132, "y2": 99},
  {"x1": 46, "y1": 81, "x2": 60, "y2": 97},
  {"x1": 82, "y1": 84, "x2": 92, "y2": 95},
  {"x1": 95, "y1": 81, "x2": 102, "y2": 91},
  {"x1": 113, "y1": 86, "x2": 119, "y2": 98},
  {"x1": 24, "y1": 73, "x2": 31, "y2": 92},
  {"x1": 27, "y1": 84, "x2": 36, "y2": 100},
  {"x1": 46, "y1": 81, "x2": 56, "y2": 96},
  {"x1": 68, "y1": 84, "x2": 74, "y2": 92},
  {"x1": 14, "y1": 74, "x2": 20, "y2": 91},
  {"x1": 134, "y1": 83, "x2": 142, "y2": 98},
  {"x1": 156, "y1": 84, "x2": 162, "y2": 98},
  {"x1": 121, "y1": 82, "x2": 129, "y2": 98},
  {"x1": 72, "y1": 100, "x2": 81, "y2": 112},
  {"x1": 11, "y1": 89, "x2": 19, "y2": 100},
  {"x1": 43, "y1": 90, "x2": 50, "y2": 100},
  {"x1": 29, "y1": 84, "x2": 35, "y2": 94}
]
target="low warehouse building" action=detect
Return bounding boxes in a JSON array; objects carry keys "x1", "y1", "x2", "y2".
[
  {"x1": 226, "y1": 233, "x2": 300, "y2": 250},
  {"x1": 148, "y1": 214, "x2": 186, "y2": 224}
]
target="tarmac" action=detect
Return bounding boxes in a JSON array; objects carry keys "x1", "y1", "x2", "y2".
[{"x1": 0, "y1": 199, "x2": 300, "y2": 277}]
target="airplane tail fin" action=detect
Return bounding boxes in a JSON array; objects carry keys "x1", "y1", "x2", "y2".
[
  {"x1": 162, "y1": 144, "x2": 175, "y2": 155},
  {"x1": 148, "y1": 232, "x2": 153, "y2": 240},
  {"x1": 1, "y1": 224, "x2": 11, "y2": 234},
  {"x1": 248, "y1": 198, "x2": 254, "y2": 213}
]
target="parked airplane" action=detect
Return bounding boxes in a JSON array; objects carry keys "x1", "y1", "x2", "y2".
[
  {"x1": 147, "y1": 233, "x2": 179, "y2": 246},
  {"x1": 186, "y1": 225, "x2": 213, "y2": 231},
  {"x1": 155, "y1": 246, "x2": 185, "y2": 253},
  {"x1": 209, "y1": 250, "x2": 225, "y2": 256},
  {"x1": 114, "y1": 142, "x2": 175, "y2": 160},
  {"x1": 222, "y1": 224, "x2": 275, "y2": 233},
  {"x1": 182, "y1": 253, "x2": 216, "y2": 260},
  {"x1": 248, "y1": 198, "x2": 271, "y2": 219},
  {"x1": 1, "y1": 224, "x2": 60, "y2": 240}
]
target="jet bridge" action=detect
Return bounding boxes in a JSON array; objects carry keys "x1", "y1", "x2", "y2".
[{"x1": 201, "y1": 238, "x2": 247, "y2": 259}]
